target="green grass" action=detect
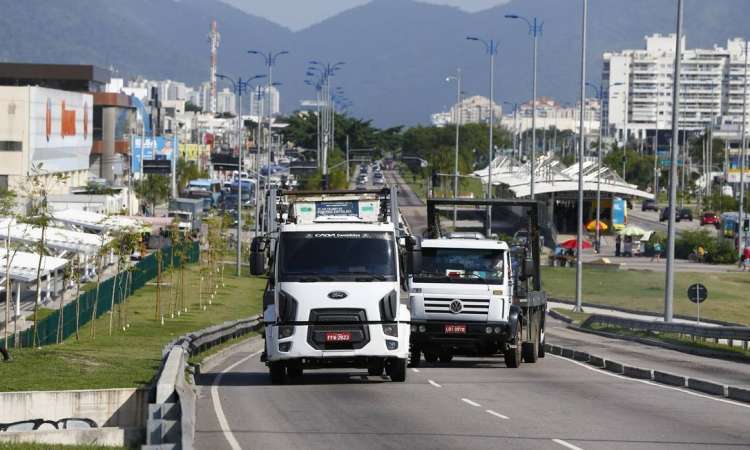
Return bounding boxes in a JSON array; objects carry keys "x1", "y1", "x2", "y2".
[
  {"x1": 542, "y1": 266, "x2": 750, "y2": 325},
  {"x1": 0, "y1": 444, "x2": 126, "y2": 450},
  {"x1": 0, "y1": 264, "x2": 265, "y2": 392},
  {"x1": 23, "y1": 308, "x2": 56, "y2": 322}
]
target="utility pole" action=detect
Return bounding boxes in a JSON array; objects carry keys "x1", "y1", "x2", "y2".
[
  {"x1": 346, "y1": 134, "x2": 350, "y2": 183},
  {"x1": 448, "y1": 68, "x2": 462, "y2": 227},
  {"x1": 738, "y1": 39, "x2": 748, "y2": 261},
  {"x1": 574, "y1": 0, "x2": 588, "y2": 313},
  {"x1": 664, "y1": 0, "x2": 684, "y2": 322}
]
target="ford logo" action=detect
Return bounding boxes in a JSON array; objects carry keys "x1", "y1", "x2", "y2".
[
  {"x1": 449, "y1": 300, "x2": 463, "y2": 314},
  {"x1": 328, "y1": 291, "x2": 348, "y2": 300}
]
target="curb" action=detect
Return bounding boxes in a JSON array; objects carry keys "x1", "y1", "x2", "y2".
[{"x1": 543, "y1": 343, "x2": 748, "y2": 404}]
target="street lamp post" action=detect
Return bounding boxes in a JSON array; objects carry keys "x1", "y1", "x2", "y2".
[
  {"x1": 308, "y1": 61, "x2": 345, "y2": 190},
  {"x1": 506, "y1": 14, "x2": 544, "y2": 199},
  {"x1": 217, "y1": 73, "x2": 265, "y2": 275},
  {"x1": 573, "y1": 0, "x2": 588, "y2": 313},
  {"x1": 665, "y1": 0, "x2": 685, "y2": 322},
  {"x1": 447, "y1": 69, "x2": 462, "y2": 227},
  {"x1": 739, "y1": 39, "x2": 748, "y2": 261},
  {"x1": 467, "y1": 36, "x2": 499, "y2": 236}
]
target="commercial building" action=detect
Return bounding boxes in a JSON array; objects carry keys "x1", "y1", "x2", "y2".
[
  {"x1": 602, "y1": 34, "x2": 750, "y2": 144},
  {"x1": 431, "y1": 95, "x2": 502, "y2": 126}
]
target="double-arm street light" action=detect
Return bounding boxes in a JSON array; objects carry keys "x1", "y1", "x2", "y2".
[
  {"x1": 587, "y1": 81, "x2": 623, "y2": 253},
  {"x1": 307, "y1": 61, "x2": 345, "y2": 189},
  {"x1": 216, "y1": 73, "x2": 266, "y2": 275},
  {"x1": 248, "y1": 50, "x2": 288, "y2": 204},
  {"x1": 467, "y1": 36, "x2": 499, "y2": 236},
  {"x1": 506, "y1": 13, "x2": 543, "y2": 199},
  {"x1": 573, "y1": 0, "x2": 588, "y2": 313}
]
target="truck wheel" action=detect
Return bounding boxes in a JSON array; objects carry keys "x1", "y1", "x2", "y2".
[
  {"x1": 538, "y1": 329, "x2": 546, "y2": 358},
  {"x1": 439, "y1": 351, "x2": 453, "y2": 363},
  {"x1": 409, "y1": 346, "x2": 421, "y2": 367},
  {"x1": 269, "y1": 362, "x2": 286, "y2": 384},
  {"x1": 504, "y1": 325, "x2": 522, "y2": 368},
  {"x1": 287, "y1": 365, "x2": 303, "y2": 378},
  {"x1": 424, "y1": 352, "x2": 439, "y2": 363},
  {"x1": 522, "y1": 342, "x2": 538, "y2": 363},
  {"x1": 387, "y1": 358, "x2": 407, "y2": 382}
]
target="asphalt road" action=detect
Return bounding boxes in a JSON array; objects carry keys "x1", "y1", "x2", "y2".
[
  {"x1": 194, "y1": 169, "x2": 750, "y2": 450},
  {"x1": 195, "y1": 335, "x2": 750, "y2": 450}
]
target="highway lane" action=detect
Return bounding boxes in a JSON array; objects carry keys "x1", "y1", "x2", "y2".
[{"x1": 195, "y1": 338, "x2": 750, "y2": 450}]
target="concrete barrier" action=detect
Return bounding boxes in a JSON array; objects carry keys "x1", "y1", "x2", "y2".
[
  {"x1": 727, "y1": 386, "x2": 750, "y2": 403},
  {"x1": 604, "y1": 360, "x2": 624, "y2": 374},
  {"x1": 0, "y1": 428, "x2": 129, "y2": 446},
  {"x1": 623, "y1": 366, "x2": 652, "y2": 380},
  {"x1": 653, "y1": 371, "x2": 685, "y2": 387},
  {"x1": 561, "y1": 348, "x2": 574, "y2": 358},
  {"x1": 573, "y1": 351, "x2": 590, "y2": 362},
  {"x1": 588, "y1": 355, "x2": 605, "y2": 368},
  {"x1": 687, "y1": 378, "x2": 727, "y2": 396},
  {"x1": 550, "y1": 345, "x2": 562, "y2": 356}
]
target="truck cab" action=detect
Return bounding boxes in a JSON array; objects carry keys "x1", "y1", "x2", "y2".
[
  {"x1": 408, "y1": 237, "x2": 515, "y2": 364},
  {"x1": 252, "y1": 188, "x2": 410, "y2": 383}
]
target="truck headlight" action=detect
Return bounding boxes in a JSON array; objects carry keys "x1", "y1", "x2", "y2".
[
  {"x1": 279, "y1": 325, "x2": 295, "y2": 338},
  {"x1": 382, "y1": 323, "x2": 398, "y2": 337},
  {"x1": 386, "y1": 340, "x2": 398, "y2": 350},
  {"x1": 279, "y1": 342, "x2": 292, "y2": 352}
]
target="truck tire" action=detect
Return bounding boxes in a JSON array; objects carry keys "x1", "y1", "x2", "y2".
[
  {"x1": 504, "y1": 325, "x2": 522, "y2": 368},
  {"x1": 409, "y1": 346, "x2": 421, "y2": 367},
  {"x1": 269, "y1": 362, "x2": 286, "y2": 384},
  {"x1": 439, "y1": 351, "x2": 453, "y2": 363},
  {"x1": 287, "y1": 365, "x2": 303, "y2": 378},
  {"x1": 538, "y1": 329, "x2": 546, "y2": 358},
  {"x1": 522, "y1": 342, "x2": 538, "y2": 363},
  {"x1": 424, "y1": 352, "x2": 439, "y2": 363},
  {"x1": 387, "y1": 358, "x2": 407, "y2": 382}
]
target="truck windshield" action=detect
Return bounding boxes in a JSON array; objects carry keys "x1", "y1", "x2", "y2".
[
  {"x1": 279, "y1": 231, "x2": 396, "y2": 282},
  {"x1": 416, "y1": 248, "x2": 504, "y2": 284}
]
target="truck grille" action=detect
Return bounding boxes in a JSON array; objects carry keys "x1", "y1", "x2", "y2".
[
  {"x1": 307, "y1": 308, "x2": 370, "y2": 350},
  {"x1": 423, "y1": 298, "x2": 489, "y2": 315}
]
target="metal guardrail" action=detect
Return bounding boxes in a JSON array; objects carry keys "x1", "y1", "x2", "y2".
[
  {"x1": 142, "y1": 315, "x2": 263, "y2": 450},
  {"x1": 582, "y1": 314, "x2": 750, "y2": 348}
]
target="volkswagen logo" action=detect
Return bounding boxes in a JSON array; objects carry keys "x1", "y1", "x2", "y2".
[
  {"x1": 328, "y1": 291, "x2": 348, "y2": 300},
  {"x1": 449, "y1": 299, "x2": 463, "y2": 314}
]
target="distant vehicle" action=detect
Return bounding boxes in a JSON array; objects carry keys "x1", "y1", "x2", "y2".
[
  {"x1": 373, "y1": 177, "x2": 385, "y2": 185},
  {"x1": 660, "y1": 207, "x2": 693, "y2": 222},
  {"x1": 722, "y1": 185, "x2": 734, "y2": 197},
  {"x1": 700, "y1": 211, "x2": 720, "y2": 228},
  {"x1": 641, "y1": 199, "x2": 658, "y2": 212}
]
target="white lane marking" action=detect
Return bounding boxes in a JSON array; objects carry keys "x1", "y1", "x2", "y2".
[
  {"x1": 411, "y1": 368, "x2": 420, "y2": 373},
  {"x1": 485, "y1": 409, "x2": 509, "y2": 420},
  {"x1": 461, "y1": 398, "x2": 481, "y2": 407},
  {"x1": 211, "y1": 350, "x2": 263, "y2": 450},
  {"x1": 552, "y1": 438, "x2": 584, "y2": 450},
  {"x1": 428, "y1": 379, "x2": 442, "y2": 388},
  {"x1": 549, "y1": 354, "x2": 750, "y2": 409}
]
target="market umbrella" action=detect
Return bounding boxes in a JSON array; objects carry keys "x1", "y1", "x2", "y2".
[
  {"x1": 618, "y1": 225, "x2": 648, "y2": 237},
  {"x1": 586, "y1": 220, "x2": 608, "y2": 232},
  {"x1": 559, "y1": 239, "x2": 593, "y2": 250}
]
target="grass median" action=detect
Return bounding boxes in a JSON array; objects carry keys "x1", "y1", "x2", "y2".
[
  {"x1": 1, "y1": 263, "x2": 265, "y2": 392},
  {"x1": 542, "y1": 266, "x2": 750, "y2": 325}
]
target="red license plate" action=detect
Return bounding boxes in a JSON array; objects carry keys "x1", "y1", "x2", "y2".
[
  {"x1": 325, "y1": 331, "x2": 352, "y2": 342},
  {"x1": 444, "y1": 324, "x2": 466, "y2": 334}
]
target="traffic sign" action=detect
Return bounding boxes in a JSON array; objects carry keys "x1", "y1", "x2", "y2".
[{"x1": 687, "y1": 283, "x2": 708, "y2": 304}]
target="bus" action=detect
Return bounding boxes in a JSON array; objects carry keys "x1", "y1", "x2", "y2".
[{"x1": 719, "y1": 212, "x2": 750, "y2": 251}]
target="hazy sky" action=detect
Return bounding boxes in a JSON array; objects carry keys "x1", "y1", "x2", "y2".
[{"x1": 221, "y1": 0, "x2": 510, "y2": 30}]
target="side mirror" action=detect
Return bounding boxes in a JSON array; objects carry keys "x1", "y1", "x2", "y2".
[{"x1": 249, "y1": 237, "x2": 266, "y2": 276}]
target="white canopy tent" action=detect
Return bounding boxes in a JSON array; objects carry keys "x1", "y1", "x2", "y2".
[
  {"x1": 51, "y1": 209, "x2": 145, "y2": 234},
  {"x1": 0, "y1": 248, "x2": 70, "y2": 317},
  {"x1": 0, "y1": 219, "x2": 109, "y2": 258}
]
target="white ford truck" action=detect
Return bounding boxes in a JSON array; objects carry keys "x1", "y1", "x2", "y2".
[{"x1": 251, "y1": 188, "x2": 410, "y2": 383}]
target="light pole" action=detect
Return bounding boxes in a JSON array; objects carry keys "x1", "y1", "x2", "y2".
[
  {"x1": 504, "y1": 101, "x2": 520, "y2": 163},
  {"x1": 467, "y1": 36, "x2": 499, "y2": 236},
  {"x1": 506, "y1": 14, "x2": 543, "y2": 199},
  {"x1": 308, "y1": 61, "x2": 345, "y2": 190},
  {"x1": 573, "y1": 0, "x2": 588, "y2": 313},
  {"x1": 248, "y1": 50, "x2": 288, "y2": 197},
  {"x1": 665, "y1": 0, "x2": 685, "y2": 322},
  {"x1": 447, "y1": 69, "x2": 462, "y2": 227},
  {"x1": 217, "y1": 73, "x2": 265, "y2": 275},
  {"x1": 739, "y1": 39, "x2": 748, "y2": 261}
]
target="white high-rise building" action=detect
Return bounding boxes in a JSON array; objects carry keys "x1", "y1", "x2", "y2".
[
  {"x1": 250, "y1": 85, "x2": 280, "y2": 117},
  {"x1": 216, "y1": 88, "x2": 236, "y2": 115},
  {"x1": 602, "y1": 34, "x2": 750, "y2": 145},
  {"x1": 430, "y1": 95, "x2": 501, "y2": 126}
]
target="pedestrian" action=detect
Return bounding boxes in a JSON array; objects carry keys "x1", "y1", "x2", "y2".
[
  {"x1": 652, "y1": 241, "x2": 662, "y2": 262},
  {"x1": 742, "y1": 246, "x2": 750, "y2": 272},
  {"x1": 615, "y1": 235, "x2": 622, "y2": 257}
]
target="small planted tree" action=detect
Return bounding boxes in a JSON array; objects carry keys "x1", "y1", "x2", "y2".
[{"x1": 1, "y1": 189, "x2": 18, "y2": 351}]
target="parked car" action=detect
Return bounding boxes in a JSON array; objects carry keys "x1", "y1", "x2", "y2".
[
  {"x1": 700, "y1": 211, "x2": 720, "y2": 228},
  {"x1": 641, "y1": 199, "x2": 658, "y2": 212}
]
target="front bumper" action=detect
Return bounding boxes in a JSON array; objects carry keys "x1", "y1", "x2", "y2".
[
  {"x1": 410, "y1": 320, "x2": 511, "y2": 349},
  {"x1": 265, "y1": 321, "x2": 410, "y2": 364}
]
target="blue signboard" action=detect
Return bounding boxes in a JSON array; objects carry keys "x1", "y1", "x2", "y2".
[
  {"x1": 131, "y1": 135, "x2": 177, "y2": 172},
  {"x1": 612, "y1": 197, "x2": 626, "y2": 230},
  {"x1": 315, "y1": 201, "x2": 359, "y2": 217}
]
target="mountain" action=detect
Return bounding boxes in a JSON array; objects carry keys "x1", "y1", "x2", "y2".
[{"x1": 1, "y1": 0, "x2": 748, "y2": 126}]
